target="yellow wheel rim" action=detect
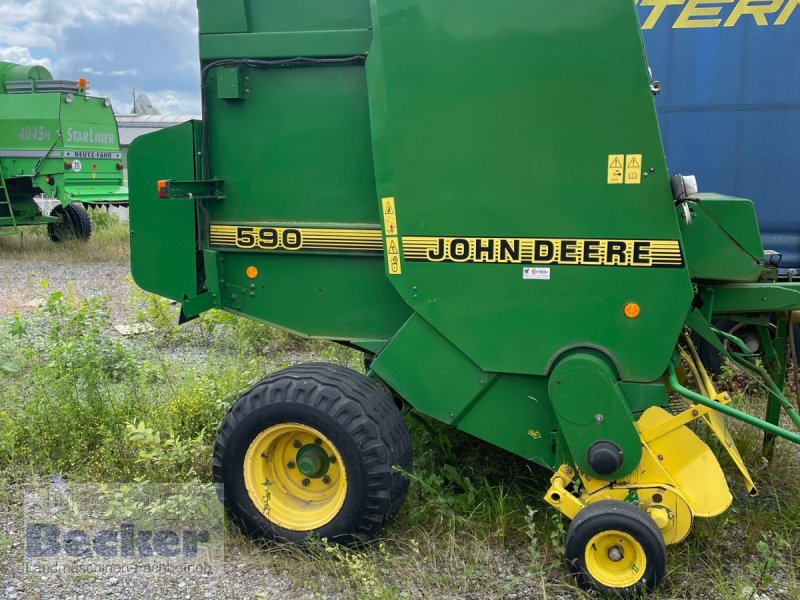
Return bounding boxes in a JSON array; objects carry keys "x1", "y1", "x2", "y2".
[
  {"x1": 584, "y1": 530, "x2": 647, "y2": 589},
  {"x1": 243, "y1": 423, "x2": 347, "y2": 531}
]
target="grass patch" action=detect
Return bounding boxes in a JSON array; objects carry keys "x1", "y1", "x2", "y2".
[
  {"x1": 0, "y1": 288, "x2": 798, "y2": 598},
  {"x1": 0, "y1": 208, "x2": 129, "y2": 262}
]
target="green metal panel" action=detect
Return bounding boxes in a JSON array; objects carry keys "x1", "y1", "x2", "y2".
[
  {"x1": 372, "y1": 313, "x2": 561, "y2": 470},
  {"x1": 365, "y1": 0, "x2": 694, "y2": 382},
  {"x1": 193, "y1": 50, "x2": 412, "y2": 340},
  {"x1": 549, "y1": 352, "x2": 643, "y2": 479},
  {"x1": 680, "y1": 195, "x2": 764, "y2": 283},
  {"x1": 129, "y1": 122, "x2": 200, "y2": 302},
  {"x1": 198, "y1": 0, "x2": 371, "y2": 35}
]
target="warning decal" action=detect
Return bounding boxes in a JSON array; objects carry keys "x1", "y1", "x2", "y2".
[
  {"x1": 608, "y1": 155, "x2": 624, "y2": 185},
  {"x1": 386, "y1": 237, "x2": 402, "y2": 275},
  {"x1": 626, "y1": 154, "x2": 642, "y2": 185},
  {"x1": 381, "y1": 197, "x2": 403, "y2": 276},
  {"x1": 608, "y1": 154, "x2": 644, "y2": 185}
]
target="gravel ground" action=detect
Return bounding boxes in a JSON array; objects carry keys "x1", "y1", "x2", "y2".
[
  {"x1": 0, "y1": 258, "x2": 322, "y2": 600},
  {"x1": 0, "y1": 259, "x2": 133, "y2": 321}
]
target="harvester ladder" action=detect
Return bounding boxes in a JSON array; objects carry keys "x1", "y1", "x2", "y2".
[{"x1": 0, "y1": 160, "x2": 19, "y2": 234}]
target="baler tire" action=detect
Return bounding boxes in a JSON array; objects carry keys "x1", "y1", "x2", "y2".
[
  {"x1": 213, "y1": 363, "x2": 412, "y2": 544},
  {"x1": 565, "y1": 500, "x2": 666, "y2": 597},
  {"x1": 48, "y1": 203, "x2": 92, "y2": 242}
]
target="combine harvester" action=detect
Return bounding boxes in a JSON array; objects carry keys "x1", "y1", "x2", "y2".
[
  {"x1": 130, "y1": 0, "x2": 800, "y2": 595},
  {"x1": 0, "y1": 62, "x2": 127, "y2": 241}
]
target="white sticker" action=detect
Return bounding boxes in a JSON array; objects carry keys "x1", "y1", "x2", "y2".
[
  {"x1": 72, "y1": 160, "x2": 83, "y2": 173},
  {"x1": 523, "y1": 267, "x2": 551, "y2": 281}
]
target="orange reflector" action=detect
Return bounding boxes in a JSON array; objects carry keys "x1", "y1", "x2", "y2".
[
  {"x1": 624, "y1": 303, "x2": 641, "y2": 319},
  {"x1": 246, "y1": 266, "x2": 259, "y2": 280},
  {"x1": 157, "y1": 180, "x2": 169, "y2": 199}
]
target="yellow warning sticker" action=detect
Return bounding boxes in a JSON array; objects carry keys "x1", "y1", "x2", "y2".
[
  {"x1": 382, "y1": 198, "x2": 402, "y2": 276},
  {"x1": 608, "y1": 155, "x2": 624, "y2": 185},
  {"x1": 626, "y1": 154, "x2": 643, "y2": 185},
  {"x1": 386, "y1": 236, "x2": 402, "y2": 275}
]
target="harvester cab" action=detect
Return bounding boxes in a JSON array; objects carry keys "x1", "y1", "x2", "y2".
[
  {"x1": 0, "y1": 61, "x2": 127, "y2": 241},
  {"x1": 129, "y1": 0, "x2": 800, "y2": 596}
]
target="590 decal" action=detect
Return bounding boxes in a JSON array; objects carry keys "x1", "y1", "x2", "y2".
[{"x1": 209, "y1": 225, "x2": 383, "y2": 254}]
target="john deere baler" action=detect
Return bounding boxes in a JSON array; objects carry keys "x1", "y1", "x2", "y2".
[
  {"x1": 129, "y1": 0, "x2": 800, "y2": 595},
  {"x1": 0, "y1": 62, "x2": 127, "y2": 240}
]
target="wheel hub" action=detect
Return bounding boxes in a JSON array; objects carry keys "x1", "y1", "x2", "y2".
[
  {"x1": 607, "y1": 545, "x2": 624, "y2": 562},
  {"x1": 296, "y1": 443, "x2": 331, "y2": 478}
]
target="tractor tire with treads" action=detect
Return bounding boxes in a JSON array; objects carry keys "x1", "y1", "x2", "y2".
[
  {"x1": 47, "y1": 203, "x2": 92, "y2": 242},
  {"x1": 213, "y1": 363, "x2": 412, "y2": 544}
]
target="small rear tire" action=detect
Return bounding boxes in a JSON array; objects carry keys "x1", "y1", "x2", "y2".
[
  {"x1": 565, "y1": 500, "x2": 667, "y2": 597},
  {"x1": 48, "y1": 203, "x2": 92, "y2": 242},
  {"x1": 213, "y1": 363, "x2": 412, "y2": 544}
]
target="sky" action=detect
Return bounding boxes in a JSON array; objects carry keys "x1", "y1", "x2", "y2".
[{"x1": 0, "y1": 0, "x2": 201, "y2": 115}]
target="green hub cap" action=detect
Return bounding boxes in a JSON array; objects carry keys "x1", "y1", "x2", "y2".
[{"x1": 296, "y1": 444, "x2": 331, "y2": 478}]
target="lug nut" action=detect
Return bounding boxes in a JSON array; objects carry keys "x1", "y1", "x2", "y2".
[
  {"x1": 288, "y1": 462, "x2": 296, "y2": 469},
  {"x1": 322, "y1": 475, "x2": 331, "y2": 484},
  {"x1": 293, "y1": 440, "x2": 302, "y2": 449},
  {"x1": 314, "y1": 438, "x2": 322, "y2": 446},
  {"x1": 302, "y1": 478, "x2": 310, "y2": 487},
  {"x1": 329, "y1": 455, "x2": 337, "y2": 463}
]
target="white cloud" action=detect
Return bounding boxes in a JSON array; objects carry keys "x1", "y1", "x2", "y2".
[
  {"x1": 0, "y1": 45, "x2": 52, "y2": 69},
  {"x1": 0, "y1": 0, "x2": 201, "y2": 116},
  {"x1": 0, "y1": 0, "x2": 198, "y2": 49}
]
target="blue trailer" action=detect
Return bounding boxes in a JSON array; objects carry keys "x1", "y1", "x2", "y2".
[{"x1": 638, "y1": 1, "x2": 800, "y2": 267}]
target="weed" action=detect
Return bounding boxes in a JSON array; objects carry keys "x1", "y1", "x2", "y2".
[{"x1": 0, "y1": 221, "x2": 130, "y2": 262}]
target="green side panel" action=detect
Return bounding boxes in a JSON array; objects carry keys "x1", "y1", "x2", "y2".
[
  {"x1": 200, "y1": 31, "x2": 372, "y2": 60},
  {"x1": 680, "y1": 195, "x2": 764, "y2": 283},
  {"x1": 372, "y1": 313, "x2": 560, "y2": 470},
  {"x1": 197, "y1": 0, "x2": 249, "y2": 34},
  {"x1": 456, "y1": 373, "x2": 560, "y2": 470},
  {"x1": 548, "y1": 353, "x2": 642, "y2": 479},
  {"x1": 205, "y1": 66, "x2": 378, "y2": 224},
  {"x1": 198, "y1": 0, "x2": 371, "y2": 35},
  {"x1": 215, "y1": 253, "x2": 409, "y2": 342},
  {"x1": 371, "y1": 314, "x2": 489, "y2": 425},
  {"x1": 366, "y1": 0, "x2": 693, "y2": 382},
  {"x1": 129, "y1": 122, "x2": 200, "y2": 302},
  {"x1": 197, "y1": 48, "x2": 411, "y2": 341},
  {"x1": 198, "y1": 0, "x2": 372, "y2": 59},
  {"x1": 619, "y1": 381, "x2": 670, "y2": 415}
]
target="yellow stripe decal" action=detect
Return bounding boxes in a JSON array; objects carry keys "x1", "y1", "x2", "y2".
[
  {"x1": 401, "y1": 236, "x2": 684, "y2": 268},
  {"x1": 209, "y1": 225, "x2": 383, "y2": 254},
  {"x1": 209, "y1": 225, "x2": 684, "y2": 268}
]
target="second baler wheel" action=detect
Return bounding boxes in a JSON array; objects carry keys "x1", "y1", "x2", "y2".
[
  {"x1": 213, "y1": 363, "x2": 412, "y2": 544},
  {"x1": 565, "y1": 500, "x2": 667, "y2": 597}
]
